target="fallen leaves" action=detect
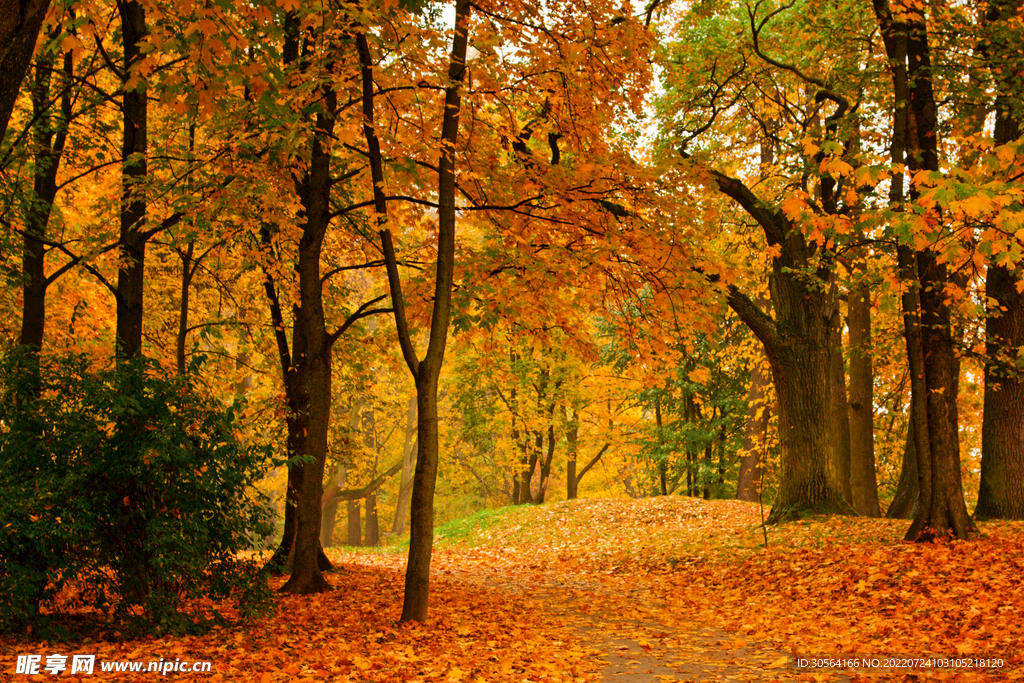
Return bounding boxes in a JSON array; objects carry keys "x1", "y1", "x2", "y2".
[{"x1": 5, "y1": 497, "x2": 1024, "y2": 682}]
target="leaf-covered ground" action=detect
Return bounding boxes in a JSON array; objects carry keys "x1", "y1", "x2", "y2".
[{"x1": 4, "y1": 498, "x2": 1024, "y2": 681}]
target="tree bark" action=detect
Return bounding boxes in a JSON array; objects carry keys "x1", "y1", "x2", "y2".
[
  {"x1": 0, "y1": 0, "x2": 51, "y2": 145},
  {"x1": 367, "y1": 0, "x2": 470, "y2": 621},
  {"x1": 364, "y1": 492, "x2": 380, "y2": 546},
  {"x1": 872, "y1": 0, "x2": 974, "y2": 540},
  {"x1": 20, "y1": 45, "x2": 72, "y2": 359},
  {"x1": 848, "y1": 278, "x2": 881, "y2": 516},
  {"x1": 115, "y1": 0, "x2": 149, "y2": 360}
]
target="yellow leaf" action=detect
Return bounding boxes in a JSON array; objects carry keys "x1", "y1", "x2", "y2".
[{"x1": 766, "y1": 655, "x2": 790, "y2": 668}]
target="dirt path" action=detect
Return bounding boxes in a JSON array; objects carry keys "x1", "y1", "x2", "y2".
[{"x1": 429, "y1": 554, "x2": 851, "y2": 683}]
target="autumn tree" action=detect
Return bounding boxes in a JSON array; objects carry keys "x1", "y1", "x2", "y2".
[
  {"x1": 0, "y1": 0, "x2": 52, "y2": 145},
  {"x1": 871, "y1": 0, "x2": 975, "y2": 540}
]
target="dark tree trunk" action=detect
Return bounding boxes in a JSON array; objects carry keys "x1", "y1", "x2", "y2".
[
  {"x1": 115, "y1": 0, "x2": 149, "y2": 360},
  {"x1": 365, "y1": 1, "x2": 469, "y2": 621},
  {"x1": 20, "y1": 46, "x2": 72, "y2": 359},
  {"x1": 976, "y1": 11, "x2": 1024, "y2": 518},
  {"x1": 0, "y1": 0, "x2": 51, "y2": 144},
  {"x1": 872, "y1": 0, "x2": 974, "y2": 540},
  {"x1": 977, "y1": 257, "x2": 1024, "y2": 518},
  {"x1": 848, "y1": 279, "x2": 881, "y2": 516},
  {"x1": 694, "y1": 149, "x2": 850, "y2": 521}
]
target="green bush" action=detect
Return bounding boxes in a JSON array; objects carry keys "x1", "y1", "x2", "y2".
[{"x1": 0, "y1": 351, "x2": 274, "y2": 635}]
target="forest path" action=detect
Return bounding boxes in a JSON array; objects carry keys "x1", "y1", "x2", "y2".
[{"x1": 373, "y1": 547, "x2": 852, "y2": 683}]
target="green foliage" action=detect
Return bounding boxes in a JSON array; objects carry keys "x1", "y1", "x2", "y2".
[{"x1": 0, "y1": 350, "x2": 274, "y2": 635}]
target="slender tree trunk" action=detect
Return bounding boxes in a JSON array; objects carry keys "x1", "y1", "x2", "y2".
[
  {"x1": 736, "y1": 356, "x2": 770, "y2": 501},
  {"x1": 115, "y1": 0, "x2": 149, "y2": 360},
  {"x1": 392, "y1": 395, "x2": 417, "y2": 535},
  {"x1": 887, "y1": 420, "x2": 919, "y2": 518},
  {"x1": 365, "y1": 492, "x2": 380, "y2": 546},
  {"x1": 848, "y1": 279, "x2": 880, "y2": 516},
  {"x1": 20, "y1": 46, "x2": 72, "y2": 358},
  {"x1": 346, "y1": 500, "x2": 361, "y2": 546},
  {"x1": 830, "y1": 300, "x2": 853, "y2": 504}
]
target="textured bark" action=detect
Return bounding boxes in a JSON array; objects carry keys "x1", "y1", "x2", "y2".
[
  {"x1": 976, "y1": 6, "x2": 1024, "y2": 518},
  {"x1": 0, "y1": 0, "x2": 50, "y2": 145},
  {"x1": 847, "y1": 279, "x2": 880, "y2": 516},
  {"x1": 374, "y1": 0, "x2": 469, "y2": 621},
  {"x1": 115, "y1": 0, "x2": 149, "y2": 360},
  {"x1": 872, "y1": 0, "x2": 974, "y2": 540},
  {"x1": 20, "y1": 47, "x2": 72, "y2": 357}
]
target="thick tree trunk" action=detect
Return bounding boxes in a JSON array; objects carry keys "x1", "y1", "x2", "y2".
[
  {"x1": 0, "y1": 0, "x2": 51, "y2": 144},
  {"x1": 976, "y1": 51, "x2": 1024, "y2": 518},
  {"x1": 977, "y1": 262, "x2": 1024, "y2": 518},
  {"x1": 848, "y1": 279, "x2": 880, "y2": 516},
  {"x1": 736, "y1": 356, "x2": 770, "y2": 501}
]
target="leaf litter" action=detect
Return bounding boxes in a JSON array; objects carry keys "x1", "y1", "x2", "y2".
[{"x1": 4, "y1": 497, "x2": 1023, "y2": 682}]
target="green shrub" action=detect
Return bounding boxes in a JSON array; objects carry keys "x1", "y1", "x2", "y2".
[{"x1": 0, "y1": 351, "x2": 274, "y2": 635}]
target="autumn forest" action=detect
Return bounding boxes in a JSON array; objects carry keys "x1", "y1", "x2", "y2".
[{"x1": 2, "y1": 0, "x2": 1024, "y2": 677}]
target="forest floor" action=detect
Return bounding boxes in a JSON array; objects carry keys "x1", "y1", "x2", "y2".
[{"x1": 3, "y1": 497, "x2": 1024, "y2": 682}]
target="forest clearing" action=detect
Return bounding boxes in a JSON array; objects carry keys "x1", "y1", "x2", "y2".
[{"x1": 4, "y1": 497, "x2": 1023, "y2": 682}]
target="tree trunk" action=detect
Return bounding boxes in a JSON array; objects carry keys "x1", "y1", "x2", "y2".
[
  {"x1": 697, "y1": 151, "x2": 850, "y2": 521},
  {"x1": 976, "y1": 23, "x2": 1024, "y2": 518},
  {"x1": 830, "y1": 302, "x2": 853, "y2": 504},
  {"x1": 364, "y1": 492, "x2": 380, "y2": 546},
  {"x1": 872, "y1": 0, "x2": 975, "y2": 539},
  {"x1": 115, "y1": 0, "x2": 149, "y2": 360},
  {"x1": 848, "y1": 279, "x2": 880, "y2": 516},
  {"x1": 977, "y1": 258, "x2": 1024, "y2": 518},
  {"x1": 20, "y1": 45, "x2": 72, "y2": 362},
  {"x1": 736, "y1": 356, "x2": 770, "y2": 501},
  {"x1": 391, "y1": 395, "x2": 417, "y2": 536},
  {"x1": 887, "y1": 420, "x2": 919, "y2": 518},
  {"x1": 321, "y1": 498, "x2": 339, "y2": 547},
  {"x1": 0, "y1": 0, "x2": 51, "y2": 145},
  {"x1": 346, "y1": 500, "x2": 361, "y2": 546}
]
